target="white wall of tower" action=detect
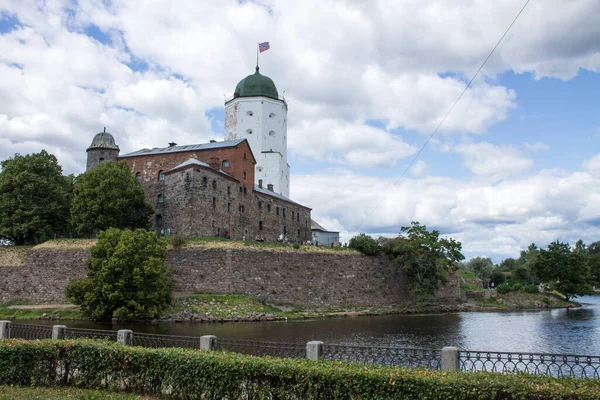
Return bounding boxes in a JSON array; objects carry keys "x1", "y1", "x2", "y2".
[{"x1": 224, "y1": 97, "x2": 290, "y2": 197}]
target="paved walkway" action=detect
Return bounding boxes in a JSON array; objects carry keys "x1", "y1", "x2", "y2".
[{"x1": 7, "y1": 304, "x2": 78, "y2": 309}]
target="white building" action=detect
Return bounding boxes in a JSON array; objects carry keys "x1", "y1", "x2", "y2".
[{"x1": 224, "y1": 66, "x2": 290, "y2": 197}]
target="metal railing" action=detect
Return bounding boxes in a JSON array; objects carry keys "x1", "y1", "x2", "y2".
[
  {"x1": 1, "y1": 321, "x2": 599, "y2": 379},
  {"x1": 65, "y1": 327, "x2": 118, "y2": 341},
  {"x1": 132, "y1": 332, "x2": 202, "y2": 349},
  {"x1": 323, "y1": 343, "x2": 441, "y2": 369},
  {"x1": 10, "y1": 323, "x2": 53, "y2": 340},
  {"x1": 460, "y1": 350, "x2": 600, "y2": 379},
  {"x1": 217, "y1": 338, "x2": 306, "y2": 359}
]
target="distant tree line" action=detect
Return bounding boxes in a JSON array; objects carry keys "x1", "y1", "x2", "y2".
[
  {"x1": 0, "y1": 150, "x2": 153, "y2": 244},
  {"x1": 461, "y1": 240, "x2": 598, "y2": 301}
]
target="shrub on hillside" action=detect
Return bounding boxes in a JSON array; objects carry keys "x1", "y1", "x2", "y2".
[
  {"x1": 496, "y1": 284, "x2": 512, "y2": 294},
  {"x1": 524, "y1": 284, "x2": 540, "y2": 294},
  {"x1": 170, "y1": 235, "x2": 186, "y2": 250},
  {"x1": 348, "y1": 233, "x2": 380, "y2": 255},
  {"x1": 66, "y1": 228, "x2": 172, "y2": 321},
  {"x1": 512, "y1": 283, "x2": 524, "y2": 292}
]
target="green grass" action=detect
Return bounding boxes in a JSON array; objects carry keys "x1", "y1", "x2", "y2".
[
  {"x1": 0, "y1": 300, "x2": 83, "y2": 320},
  {"x1": 0, "y1": 385, "x2": 154, "y2": 399},
  {"x1": 458, "y1": 269, "x2": 479, "y2": 280},
  {"x1": 460, "y1": 282, "x2": 485, "y2": 292}
]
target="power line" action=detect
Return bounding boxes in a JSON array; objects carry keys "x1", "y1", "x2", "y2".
[{"x1": 362, "y1": 0, "x2": 531, "y2": 224}]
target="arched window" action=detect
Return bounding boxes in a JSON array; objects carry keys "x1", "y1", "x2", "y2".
[
  {"x1": 202, "y1": 177, "x2": 207, "y2": 186},
  {"x1": 243, "y1": 171, "x2": 246, "y2": 180},
  {"x1": 157, "y1": 194, "x2": 164, "y2": 204},
  {"x1": 212, "y1": 180, "x2": 217, "y2": 189},
  {"x1": 269, "y1": 130, "x2": 276, "y2": 137},
  {"x1": 246, "y1": 111, "x2": 254, "y2": 116},
  {"x1": 246, "y1": 129, "x2": 253, "y2": 135},
  {"x1": 228, "y1": 186, "x2": 231, "y2": 194},
  {"x1": 269, "y1": 112, "x2": 275, "y2": 118},
  {"x1": 222, "y1": 160, "x2": 230, "y2": 168},
  {"x1": 135, "y1": 172, "x2": 142, "y2": 181},
  {"x1": 158, "y1": 170, "x2": 165, "y2": 181},
  {"x1": 99, "y1": 157, "x2": 105, "y2": 163}
]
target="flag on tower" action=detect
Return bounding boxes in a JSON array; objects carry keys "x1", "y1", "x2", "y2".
[{"x1": 258, "y1": 42, "x2": 270, "y2": 53}]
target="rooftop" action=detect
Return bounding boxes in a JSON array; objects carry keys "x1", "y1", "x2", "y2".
[
  {"x1": 120, "y1": 138, "x2": 247, "y2": 158},
  {"x1": 254, "y1": 184, "x2": 310, "y2": 209}
]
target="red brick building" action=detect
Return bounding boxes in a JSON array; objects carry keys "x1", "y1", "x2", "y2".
[{"x1": 86, "y1": 131, "x2": 312, "y2": 242}]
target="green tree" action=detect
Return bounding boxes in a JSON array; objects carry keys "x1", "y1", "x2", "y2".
[
  {"x1": 498, "y1": 257, "x2": 517, "y2": 272},
  {"x1": 587, "y1": 241, "x2": 600, "y2": 286},
  {"x1": 530, "y1": 241, "x2": 591, "y2": 301},
  {"x1": 70, "y1": 161, "x2": 153, "y2": 236},
  {"x1": 66, "y1": 228, "x2": 172, "y2": 320},
  {"x1": 0, "y1": 151, "x2": 71, "y2": 245},
  {"x1": 489, "y1": 270, "x2": 506, "y2": 287},
  {"x1": 348, "y1": 233, "x2": 380, "y2": 255},
  {"x1": 386, "y1": 222, "x2": 464, "y2": 295},
  {"x1": 466, "y1": 257, "x2": 494, "y2": 285}
]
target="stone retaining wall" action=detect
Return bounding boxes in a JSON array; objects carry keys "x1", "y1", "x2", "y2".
[{"x1": 0, "y1": 248, "x2": 460, "y2": 306}]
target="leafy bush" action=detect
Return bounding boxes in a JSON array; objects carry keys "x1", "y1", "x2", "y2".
[
  {"x1": 66, "y1": 228, "x2": 172, "y2": 321},
  {"x1": 348, "y1": 233, "x2": 380, "y2": 255},
  {"x1": 541, "y1": 296, "x2": 551, "y2": 305},
  {"x1": 524, "y1": 284, "x2": 540, "y2": 294},
  {"x1": 496, "y1": 284, "x2": 512, "y2": 294},
  {"x1": 512, "y1": 283, "x2": 524, "y2": 292},
  {"x1": 293, "y1": 243, "x2": 300, "y2": 249},
  {"x1": 1, "y1": 340, "x2": 600, "y2": 400},
  {"x1": 170, "y1": 235, "x2": 186, "y2": 250}
]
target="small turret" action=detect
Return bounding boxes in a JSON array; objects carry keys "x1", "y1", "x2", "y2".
[{"x1": 86, "y1": 127, "x2": 120, "y2": 171}]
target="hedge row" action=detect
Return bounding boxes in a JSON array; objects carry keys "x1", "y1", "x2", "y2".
[{"x1": 1, "y1": 339, "x2": 599, "y2": 399}]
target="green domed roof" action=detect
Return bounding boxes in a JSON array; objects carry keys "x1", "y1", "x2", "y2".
[
  {"x1": 234, "y1": 66, "x2": 279, "y2": 100},
  {"x1": 87, "y1": 129, "x2": 119, "y2": 151}
]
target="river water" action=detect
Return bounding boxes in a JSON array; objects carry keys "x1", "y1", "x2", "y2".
[{"x1": 22, "y1": 295, "x2": 600, "y2": 355}]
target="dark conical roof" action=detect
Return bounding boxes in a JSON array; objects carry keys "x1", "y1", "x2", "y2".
[
  {"x1": 233, "y1": 66, "x2": 279, "y2": 100},
  {"x1": 87, "y1": 129, "x2": 119, "y2": 151}
]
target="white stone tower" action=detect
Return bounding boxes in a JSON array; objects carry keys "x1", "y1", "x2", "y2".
[{"x1": 224, "y1": 66, "x2": 290, "y2": 197}]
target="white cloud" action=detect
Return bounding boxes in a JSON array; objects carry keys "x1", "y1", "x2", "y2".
[
  {"x1": 289, "y1": 119, "x2": 414, "y2": 168},
  {"x1": 410, "y1": 160, "x2": 429, "y2": 178},
  {"x1": 292, "y1": 162, "x2": 600, "y2": 261},
  {"x1": 523, "y1": 142, "x2": 550, "y2": 152},
  {"x1": 455, "y1": 142, "x2": 532, "y2": 179},
  {"x1": 584, "y1": 154, "x2": 600, "y2": 177}
]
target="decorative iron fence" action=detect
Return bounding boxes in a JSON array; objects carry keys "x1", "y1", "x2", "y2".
[
  {"x1": 460, "y1": 351, "x2": 600, "y2": 379},
  {"x1": 323, "y1": 344, "x2": 442, "y2": 369},
  {"x1": 2, "y1": 321, "x2": 600, "y2": 379},
  {"x1": 217, "y1": 338, "x2": 306, "y2": 359},
  {"x1": 10, "y1": 323, "x2": 53, "y2": 340},
  {"x1": 65, "y1": 327, "x2": 118, "y2": 341},
  {"x1": 132, "y1": 332, "x2": 202, "y2": 349}
]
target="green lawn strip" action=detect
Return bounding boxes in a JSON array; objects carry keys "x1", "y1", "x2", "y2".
[
  {"x1": 0, "y1": 300, "x2": 83, "y2": 320},
  {"x1": 0, "y1": 385, "x2": 154, "y2": 399}
]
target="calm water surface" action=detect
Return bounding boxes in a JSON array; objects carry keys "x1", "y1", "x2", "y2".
[{"x1": 25, "y1": 295, "x2": 600, "y2": 355}]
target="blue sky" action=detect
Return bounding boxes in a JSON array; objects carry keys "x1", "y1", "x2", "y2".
[{"x1": 1, "y1": 1, "x2": 600, "y2": 261}]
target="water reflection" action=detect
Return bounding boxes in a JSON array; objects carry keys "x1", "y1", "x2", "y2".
[{"x1": 22, "y1": 295, "x2": 600, "y2": 355}]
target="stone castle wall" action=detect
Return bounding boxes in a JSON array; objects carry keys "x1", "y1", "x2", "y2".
[{"x1": 0, "y1": 248, "x2": 460, "y2": 305}]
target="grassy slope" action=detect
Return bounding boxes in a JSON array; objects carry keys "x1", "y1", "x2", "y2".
[
  {"x1": 0, "y1": 246, "x2": 33, "y2": 266},
  {"x1": 0, "y1": 385, "x2": 154, "y2": 400}
]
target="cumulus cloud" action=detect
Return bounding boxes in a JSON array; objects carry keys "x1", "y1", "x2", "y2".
[
  {"x1": 288, "y1": 119, "x2": 414, "y2": 168},
  {"x1": 455, "y1": 142, "x2": 533, "y2": 180},
  {"x1": 292, "y1": 162, "x2": 600, "y2": 261},
  {"x1": 523, "y1": 142, "x2": 550, "y2": 152}
]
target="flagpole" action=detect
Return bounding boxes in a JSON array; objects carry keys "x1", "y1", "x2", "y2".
[{"x1": 256, "y1": 42, "x2": 259, "y2": 69}]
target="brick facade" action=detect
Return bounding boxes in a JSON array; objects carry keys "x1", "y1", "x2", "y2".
[{"x1": 119, "y1": 139, "x2": 311, "y2": 242}]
